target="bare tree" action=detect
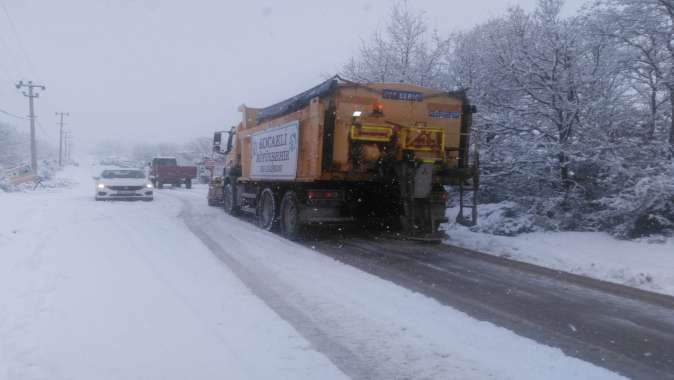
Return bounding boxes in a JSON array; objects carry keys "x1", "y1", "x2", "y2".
[
  {"x1": 342, "y1": 1, "x2": 449, "y2": 86},
  {"x1": 591, "y1": 0, "x2": 674, "y2": 145},
  {"x1": 184, "y1": 137, "x2": 212, "y2": 158}
]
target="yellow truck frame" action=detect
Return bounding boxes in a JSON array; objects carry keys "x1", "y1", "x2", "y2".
[{"x1": 208, "y1": 76, "x2": 477, "y2": 241}]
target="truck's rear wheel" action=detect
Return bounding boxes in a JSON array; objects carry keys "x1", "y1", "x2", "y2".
[
  {"x1": 257, "y1": 188, "x2": 278, "y2": 231},
  {"x1": 185, "y1": 178, "x2": 192, "y2": 189},
  {"x1": 280, "y1": 190, "x2": 301, "y2": 240},
  {"x1": 223, "y1": 182, "x2": 239, "y2": 215}
]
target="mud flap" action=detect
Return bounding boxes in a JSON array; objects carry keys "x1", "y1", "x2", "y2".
[
  {"x1": 397, "y1": 163, "x2": 447, "y2": 242},
  {"x1": 414, "y1": 164, "x2": 433, "y2": 198}
]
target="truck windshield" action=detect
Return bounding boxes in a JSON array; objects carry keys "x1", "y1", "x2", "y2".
[
  {"x1": 101, "y1": 170, "x2": 146, "y2": 179},
  {"x1": 154, "y1": 158, "x2": 177, "y2": 166}
]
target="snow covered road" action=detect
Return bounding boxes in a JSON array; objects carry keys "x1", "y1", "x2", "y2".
[
  {"x1": 311, "y1": 237, "x2": 674, "y2": 380},
  {"x1": 0, "y1": 166, "x2": 344, "y2": 380},
  {"x1": 1, "y1": 164, "x2": 630, "y2": 379}
]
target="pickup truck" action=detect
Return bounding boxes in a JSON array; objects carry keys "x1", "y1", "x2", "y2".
[{"x1": 149, "y1": 157, "x2": 197, "y2": 189}]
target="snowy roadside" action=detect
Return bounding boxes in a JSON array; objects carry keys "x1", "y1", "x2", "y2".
[
  {"x1": 443, "y1": 206, "x2": 674, "y2": 297},
  {"x1": 0, "y1": 164, "x2": 347, "y2": 380}
]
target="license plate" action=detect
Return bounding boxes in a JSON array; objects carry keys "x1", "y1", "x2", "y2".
[{"x1": 118, "y1": 191, "x2": 135, "y2": 196}]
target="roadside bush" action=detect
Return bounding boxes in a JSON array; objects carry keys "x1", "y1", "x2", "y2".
[
  {"x1": 593, "y1": 172, "x2": 674, "y2": 239},
  {"x1": 470, "y1": 201, "x2": 537, "y2": 236},
  {"x1": 0, "y1": 177, "x2": 10, "y2": 192}
]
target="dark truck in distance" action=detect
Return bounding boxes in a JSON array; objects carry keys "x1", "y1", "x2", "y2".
[{"x1": 149, "y1": 157, "x2": 197, "y2": 189}]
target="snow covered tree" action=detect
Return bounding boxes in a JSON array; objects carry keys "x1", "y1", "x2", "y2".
[
  {"x1": 590, "y1": 0, "x2": 674, "y2": 146},
  {"x1": 184, "y1": 137, "x2": 212, "y2": 158},
  {"x1": 444, "y1": 1, "x2": 626, "y2": 196},
  {"x1": 343, "y1": 1, "x2": 449, "y2": 87}
]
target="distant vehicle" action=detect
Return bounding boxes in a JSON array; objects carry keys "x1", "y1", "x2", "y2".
[
  {"x1": 148, "y1": 157, "x2": 197, "y2": 189},
  {"x1": 94, "y1": 169, "x2": 154, "y2": 201},
  {"x1": 195, "y1": 159, "x2": 213, "y2": 184}
]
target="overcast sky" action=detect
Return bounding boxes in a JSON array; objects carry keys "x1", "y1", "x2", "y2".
[{"x1": 0, "y1": 0, "x2": 585, "y2": 151}]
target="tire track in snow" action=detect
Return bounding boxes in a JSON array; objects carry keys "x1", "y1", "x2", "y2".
[
  {"x1": 168, "y1": 187, "x2": 631, "y2": 380},
  {"x1": 175, "y1": 195, "x2": 376, "y2": 380}
]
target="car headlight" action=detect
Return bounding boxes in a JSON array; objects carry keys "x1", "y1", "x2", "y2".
[
  {"x1": 97, "y1": 183, "x2": 105, "y2": 189},
  {"x1": 146, "y1": 183, "x2": 153, "y2": 189}
]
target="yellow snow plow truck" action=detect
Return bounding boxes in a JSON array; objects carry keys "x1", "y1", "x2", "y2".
[{"x1": 208, "y1": 76, "x2": 478, "y2": 241}]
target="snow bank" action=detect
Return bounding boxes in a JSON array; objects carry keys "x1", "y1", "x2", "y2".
[
  {"x1": 464, "y1": 201, "x2": 537, "y2": 236},
  {"x1": 0, "y1": 160, "x2": 72, "y2": 193},
  {"x1": 444, "y1": 212, "x2": 674, "y2": 296}
]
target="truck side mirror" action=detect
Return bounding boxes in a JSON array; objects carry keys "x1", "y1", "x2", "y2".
[
  {"x1": 225, "y1": 131, "x2": 234, "y2": 154},
  {"x1": 213, "y1": 132, "x2": 222, "y2": 153}
]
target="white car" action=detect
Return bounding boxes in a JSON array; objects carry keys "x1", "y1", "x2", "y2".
[{"x1": 94, "y1": 169, "x2": 154, "y2": 201}]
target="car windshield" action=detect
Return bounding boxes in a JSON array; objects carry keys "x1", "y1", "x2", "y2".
[
  {"x1": 101, "y1": 170, "x2": 145, "y2": 179},
  {"x1": 154, "y1": 158, "x2": 177, "y2": 166}
]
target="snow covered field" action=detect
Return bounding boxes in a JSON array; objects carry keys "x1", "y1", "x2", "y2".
[
  {"x1": 444, "y1": 210, "x2": 674, "y2": 297},
  {"x1": 0, "y1": 163, "x2": 627, "y2": 380}
]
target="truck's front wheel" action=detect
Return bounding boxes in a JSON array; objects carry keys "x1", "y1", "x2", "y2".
[
  {"x1": 185, "y1": 178, "x2": 192, "y2": 189},
  {"x1": 223, "y1": 182, "x2": 239, "y2": 215},
  {"x1": 257, "y1": 188, "x2": 278, "y2": 231},
  {"x1": 280, "y1": 191, "x2": 301, "y2": 240}
]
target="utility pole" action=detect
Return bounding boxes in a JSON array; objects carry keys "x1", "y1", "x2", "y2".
[
  {"x1": 55, "y1": 112, "x2": 69, "y2": 166},
  {"x1": 64, "y1": 131, "x2": 71, "y2": 162},
  {"x1": 63, "y1": 131, "x2": 69, "y2": 163},
  {"x1": 68, "y1": 132, "x2": 72, "y2": 161},
  {"x1": 15, "y1": 81, "x2": 46, "y2": 174}
]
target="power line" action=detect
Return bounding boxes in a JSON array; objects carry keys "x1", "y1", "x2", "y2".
[
  {"x1": 0, "y1": 106, "x2": 28, "y2": 119},
  {"x1": 0, "y1": 58, "x2": 13, "y2": 83},
  {"x1": 0, "y1": 1, "x2": 39, "y2": 79},
  {"x1": 35, "y1": 119, "x2": 53, "y2": 139},
  {"x1": 1, "y1": 109, "x2": 54, "y2": 139},
  {"x1": 0, "y1": 31, "x2": 22, "y2": 80}
]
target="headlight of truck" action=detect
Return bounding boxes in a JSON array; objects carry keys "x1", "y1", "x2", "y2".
[
  {"x1": 97, "y1": 183, "x2": 105, "y2": 189},
  {"x1": 146, "y1": 183, "x2": 153, "y2": 188}
]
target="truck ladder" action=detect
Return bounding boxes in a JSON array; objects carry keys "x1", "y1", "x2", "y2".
[{"x1": 456, "y1": 138, "x2": 479, "y2": 227}]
